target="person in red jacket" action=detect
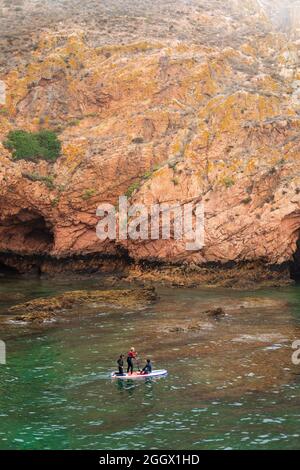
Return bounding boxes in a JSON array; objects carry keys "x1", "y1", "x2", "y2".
[{"x1": 127, "y1": 347, "x2": 138, "y2": 374}]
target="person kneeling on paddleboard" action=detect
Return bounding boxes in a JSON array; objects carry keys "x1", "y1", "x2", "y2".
[
  {"x1": 141, "y1": 359, "x2": 152, "y2": 375},
  {"x1": 117, "y1": 354, "x2": 125, "y2": 375},
  {"x1": 127, "y1": 347, "x2": 137, "y2": 374}
]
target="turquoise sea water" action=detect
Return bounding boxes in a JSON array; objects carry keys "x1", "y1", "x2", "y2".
[{"x1": 0, "y1": 277, "x2": 299, "y2": 450}]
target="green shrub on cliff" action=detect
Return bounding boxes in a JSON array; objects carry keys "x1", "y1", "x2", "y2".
[
  {"x1": 22, "y1": 172, "x2": 55, "y2": 190},
  {"x1": 125, "y1": 181, "x2": 141, "y2": 198},
  {"x1": 4, "y1": 130, "x2": 61, "y2": 162},
  {"x1": 222, "y1": 176, "x2": 235, "y2": 189},
  {"x1": 82, "y1": 188, "x2": 97, "y2": 200}
]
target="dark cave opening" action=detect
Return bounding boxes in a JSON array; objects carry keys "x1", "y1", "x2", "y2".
[
  {"x1": 24, "y1": 219, "x2": 54, "y2": 251},
  {"x1": 290, "y1": 237, "x2": 300, "y2": 281},
  {"x1": 0, "y1": 262, "x2": 20, "y2": 276},
  {"x1": 0, "y1": 209, "x2": 54, "y2": 254}
]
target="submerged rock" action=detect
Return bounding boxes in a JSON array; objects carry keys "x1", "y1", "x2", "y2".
[
  {"x1": 13, "y1": 311, "x2": 56, "y2": 324},
  {"x1": 8, "y1": 287, "x2": 157, "y2": 323},
  {"x1": 0, "y1": 292, "x2": 26, "y2": 302},
  {"x1": 161, "y1": 320, "x2": 215, "y2": 334},
  {"x1": 205, "y1": 307, "x2": 226, "y2": 320}
]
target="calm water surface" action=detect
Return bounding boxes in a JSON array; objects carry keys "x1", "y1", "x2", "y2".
[{"x1": 0, "y1": 277, "x2": 299, "y2": 450}]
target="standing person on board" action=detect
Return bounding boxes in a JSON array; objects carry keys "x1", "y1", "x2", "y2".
[{"x1": 127, "y1": 347, "x2": 138, "y2": 374}]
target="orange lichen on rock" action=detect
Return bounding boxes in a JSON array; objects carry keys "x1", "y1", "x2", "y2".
[{"x1": 1, "y1": 0, "x2": 300, "y2": 275}]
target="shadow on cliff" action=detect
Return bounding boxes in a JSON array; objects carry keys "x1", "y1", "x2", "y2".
[
  {"x1": 290, "y1": 237, "x2": 300, "y2": 282},
  {"x1": 0, "y1": 209, "x2": 54, "y2": 255},
  {"x1": 0, "y1": 262, "x2": 20, "y2": 278}
]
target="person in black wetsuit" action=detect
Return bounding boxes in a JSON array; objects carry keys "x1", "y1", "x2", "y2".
[
  {"x1": 142, "y1": 359, "x2": 152, "y2": 375},
  {"x1": 127, "y1": 347, "x2": 137, "y2": 374},
  {"x1": 117, "y1": 354, "x2": 124, "y2": 375}
]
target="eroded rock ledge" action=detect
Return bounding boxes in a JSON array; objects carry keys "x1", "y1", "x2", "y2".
[
  {"x1": 0, "y1": 251, "x2": 294, "y2": 289},
  {"x1": 0, "y1": 252, "x2": 131, "y2": 276},
  {"x1": 126, "y1": 260, "x2": 294, "y2": 289}
]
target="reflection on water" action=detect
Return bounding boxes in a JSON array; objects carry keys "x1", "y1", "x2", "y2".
[{"x1": 0, "y1": 277, "x2": 300, "y2": 449}]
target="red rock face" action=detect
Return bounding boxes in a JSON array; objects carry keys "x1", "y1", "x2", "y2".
[{"x1": 0, "y1": 1, "x2": 300, "y2": 279}]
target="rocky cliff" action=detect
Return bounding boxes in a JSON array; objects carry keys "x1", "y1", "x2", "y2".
[{"x1": 1, "y1": 0, "x2": 300, "y2": 285}]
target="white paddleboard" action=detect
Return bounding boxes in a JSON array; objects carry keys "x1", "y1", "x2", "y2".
[{"x1": 111, "y1": 369, "x2": 168, "y2": 379}]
